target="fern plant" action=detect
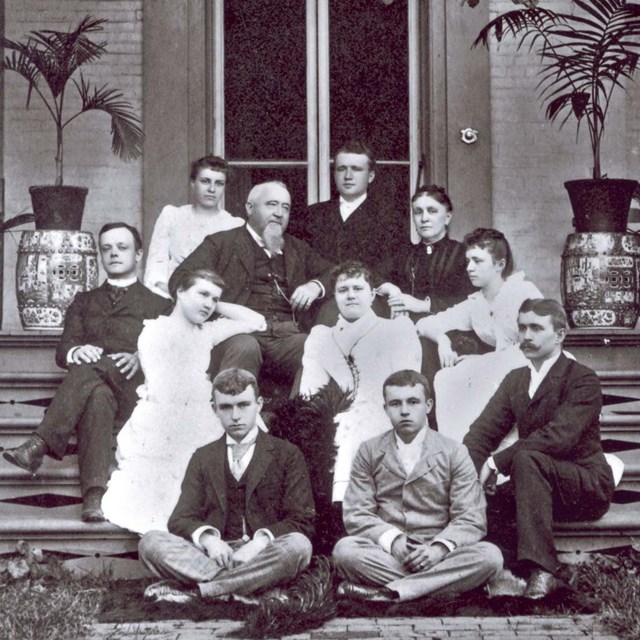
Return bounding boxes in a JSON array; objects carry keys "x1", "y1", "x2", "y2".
[
  {"x1": 474, "y1": 0, "x2": 640, "y2": 180},
  {"x1": 1, "y1": 15, "x2": 143, "y2": 186}
]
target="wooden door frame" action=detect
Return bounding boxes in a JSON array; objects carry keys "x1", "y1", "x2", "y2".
[{"x1": 141, "y1": 1, "x2": 493, "y2": 251}]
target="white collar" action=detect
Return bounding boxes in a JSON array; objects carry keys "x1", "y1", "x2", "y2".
[
  {"x1": 106, "y1": 276, "x2": 137, "y2": 288},
  {"x1": 339, "y1": 193, "x2": 367, "y2": 211},
  {"x1": 245, "y1": 223, "x2": 283, "y2": 256},
  {"x1": 225, "y1": 424, "x2": 260, "y2": 446},
  {"x1": 394, "y1": 424, "x2": 427, "y2": 451}
]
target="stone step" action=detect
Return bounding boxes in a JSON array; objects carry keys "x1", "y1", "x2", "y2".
[
  {"x1": 0, "y1": 502, "x2": 138, "y2": 556},
  {"x1": 0, "y1": 333, "x2": 60, "y2": 374}
]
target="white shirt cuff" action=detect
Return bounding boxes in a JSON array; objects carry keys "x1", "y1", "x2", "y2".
[
  {"x1": 378, "y1": 528, "x2": 404, "y2": 554},
  {"x1": 66, "y1": 346, "x2": 80, "y2": 364},
  {"x1": 253, "y1": 528, "x2": 274, "y2": 542},
  {"x1": 432, "y1": 538, "x2": 455, "y2": 553},
  {"x1": 487, "y1": 456, "x2": 497, "y2": 471},
  {"x1": 192, "y1": 526, "x2": 220, "y2": 549},
  {"x1": 310, "y1": 279, "x2": 325, "y2": 298}
]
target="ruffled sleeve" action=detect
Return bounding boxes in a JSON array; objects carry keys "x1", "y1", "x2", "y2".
[
  {"x1": 299, "y1": 326, "x2": 332, "y2": 397},
  {"x1": 144, "y1": 206, "x2": 176, "y2": 298}
]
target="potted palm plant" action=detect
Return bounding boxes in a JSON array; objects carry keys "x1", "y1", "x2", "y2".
[
  {"x1": 472, "y1": 0, "x2": 640, "y2": 233},
  {"x1": 0, "y1": 15, "x2": 143, "y2": 230}
]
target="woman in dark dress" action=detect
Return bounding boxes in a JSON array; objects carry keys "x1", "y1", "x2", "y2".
[{"x1": 377, "y1": 185, "x2": 475, "y2": 384}]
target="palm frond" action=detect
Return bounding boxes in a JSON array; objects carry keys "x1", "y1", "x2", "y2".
[
  {"x1": 73, "y1": 76, "x2": 143, "y2": 161},
  {"x1": 473, "y1": 8, "x2": 564, "y2": 48}
]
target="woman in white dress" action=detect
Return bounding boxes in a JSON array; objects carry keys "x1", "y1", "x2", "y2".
[
  {"x1": 299, "y1": 261, "x2": 422, "y2": 502},
  {"x1": 102, "y1": 268, "x2": 266, "y2": 534},
  {"x1": 144, "y1": 156, "x2": 244, "y2": 298},
  {"x1": 416, "y1": 228, "x2": 543, "y2": 442}
]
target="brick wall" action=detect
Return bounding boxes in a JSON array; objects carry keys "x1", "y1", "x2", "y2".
[
  {"x1": 2, "y1": 0, "x2": 143, "y2": 330},
  {"x1": 488, "y1": 0, "x2": 636, "y2": 299}
]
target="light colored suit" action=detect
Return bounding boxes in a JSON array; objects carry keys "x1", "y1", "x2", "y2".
[{"x1": 334, "y1": 427, "x2": 503, "y2": 601}]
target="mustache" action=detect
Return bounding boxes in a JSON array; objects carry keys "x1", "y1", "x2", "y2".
[{"x1": 519, "y1": 342, "x2": 536, "y2": 351}]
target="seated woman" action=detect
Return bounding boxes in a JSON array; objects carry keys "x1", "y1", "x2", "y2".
[
  {"x1": 144, "y1": 155, "x2": 244, "y2": 298},
  {"x1": 416, "y1": 228, "x2": 542, "y2": 442},
  {"x1": 377, "y1": 184, "x2": 474, "y2": 381},
  {"x1": 299, "y1": 261, "x2": 422, "y2": 503},
  {"x1": 102, "y1": 268, "x2": 266, "y2": 535}
]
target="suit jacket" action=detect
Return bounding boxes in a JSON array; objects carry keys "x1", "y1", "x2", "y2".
[
  {"x1": 56, "y1": 281, "x2": 170, "y2": 369},
  {"x1": 463, "y1": 353, "x2": 610, "y2": 476},
  {"x1": 168, "y1": 431, "x2": 316, "y2": 541},
  {"x1": 168, "y1": 225, "x2": 334, "y2": 311},
  {"x1": 343, "y1": 428, "x2": 487, "y2": 549},
  {"x1": 292, "y1": 197, "x2": 404, "y2": 280}
]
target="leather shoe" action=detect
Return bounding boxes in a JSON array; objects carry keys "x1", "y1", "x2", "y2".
[
  {"x1": 336, "y1": 581, "x2": 397, "y2": 602},
  {"x1": 81, "y1": 487, "x2": 106, "y2": 523},
  {"x1": 3, "y1": 434, "x2": 47, "y2": 475},
  {"x1": 144, "y1": 580, "x2": 198, "y2": 604},
  {"x1": 524, "y1": 568, "x2": 561, "y2": 599}
]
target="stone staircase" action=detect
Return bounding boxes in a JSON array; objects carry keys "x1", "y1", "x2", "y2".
[{"x1": 0, "y1": 330, "x2": 639, "y2": 572}]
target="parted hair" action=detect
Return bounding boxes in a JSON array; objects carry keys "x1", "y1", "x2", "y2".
[
  {"x1": 412, "y1": 184, "x2": 453, "y2": 212},
  {"x1": 463, "y1": 227, "x2": 514, "y2": 278},
  {"x1": 330, "y1": 260, "x2": 373, "y2": 290},
  {"x1": 190, "y1": 155, "x2": 228, "y2": 181},
  {"x1": 333, "y1": 140, "x2": 376, "y2": 171},
  {"x1": 212, "y1": 368, "x2": 260, "y2": 399},
  {"x1": 519, "y1": 298, "x2": 568, "y2": 331},
  {"x1": 169, "y1": 268, "x2": 226, "y2": 301},
  {"x1": 383, "y1": 370, "x2": 432, "y2": 401},
  {"x1": 98, "y1": 222, "x2": 143, "y2": 251}
]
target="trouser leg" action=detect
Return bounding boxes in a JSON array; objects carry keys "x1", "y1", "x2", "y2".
[
  {"x1": 139, "y1": 530, "x2": 223, "y2": 584},
  {"x1": 76, "y1": 385, "x2": 117, "y2": 494},
  {"x1": 511, "y1": 449, "x2": 614, "y2": 574},
  {"x1": 37, "y1": 357, "x2": 136, "y2": 459},
  {"x1": 333, "y1": 536, "x2": 503, "y2": 602},
  {"x1": 258, "y1": 323, "x2": 307, "y2": 383},
  {"x1": 209, "y1": 334, "x2": 263, "y2": 378},
  {"x1": 139, "y1": 531, "x2": 312, "y2": 598}
]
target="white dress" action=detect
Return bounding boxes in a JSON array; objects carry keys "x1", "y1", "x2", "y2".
[
  {"x1": 144, "y1": 205, "x2": 244, "y2": 298},
  {"x1": 416, "y1": 272, "x2": 543, "y2": 442},
  {"x1": 299, "y1": 311, "x2": 422, "y2": 501},
  {"x1": 102, "y1": 315, "x2": 256, "y2": 534}
]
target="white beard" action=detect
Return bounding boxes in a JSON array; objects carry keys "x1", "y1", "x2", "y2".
[{"x1": 262, "y1": 224, "x2": 284, "y2": 254}]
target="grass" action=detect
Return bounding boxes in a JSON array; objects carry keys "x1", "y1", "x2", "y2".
[{"x1": 1, "y1": 548, "x2": 639, "y2": 640}]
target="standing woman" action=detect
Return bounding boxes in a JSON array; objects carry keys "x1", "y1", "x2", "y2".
[
  {"x1": 144, "y1": 156, "x2": 244, "y2": 298},
  {"x1": 299, "y1": 261, "x2": 422, "y2": 503},
  {"x1": 416, "y1": 228, "x2": 542, "y2": 442}
]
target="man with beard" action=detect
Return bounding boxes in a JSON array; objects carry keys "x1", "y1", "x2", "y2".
[
  {"x1": 463, "y1": 298, "x2": 616, "y2": 599},
  {"x1": 169, "y1": 181, "x2": 333, "y2": 384}
]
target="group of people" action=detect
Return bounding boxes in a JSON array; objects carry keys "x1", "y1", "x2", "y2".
[{"x1": 2, "y1": 140, "x2": 619, "y2": 605}]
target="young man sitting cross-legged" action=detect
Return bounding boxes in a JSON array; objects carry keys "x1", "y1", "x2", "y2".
[
  {"x1": 139, "y1": 368, "x2": 315, "y2": 603},
  {"x1": 333, "y1": 369, "x2": 503, "y2": 602}
]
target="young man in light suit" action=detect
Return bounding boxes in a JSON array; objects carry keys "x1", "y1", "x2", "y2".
[
  {"x1": 3, "y1": 223, "x2": 169, "y2": 522},
  {"x1": 139, "y1": 368, "x2": 315, "y2": 604},
  {"x1": 333, "y1": 370, "x2": 502, "y2": 602}
]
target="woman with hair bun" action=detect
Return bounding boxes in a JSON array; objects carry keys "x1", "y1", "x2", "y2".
[
  {"x1": 102, "y1": 268, "x2": 265, "y2": 534},
  {"x1": 417, "y1": 228, "x2": 543, "y2": 441},
  {"x1": 144, "y1": 156, "x2": 244, "y2": 298}
]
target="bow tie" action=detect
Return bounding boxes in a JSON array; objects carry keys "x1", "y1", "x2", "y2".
[{"x1": 106, "y1": 283, "x2": 129, "y2": 306}]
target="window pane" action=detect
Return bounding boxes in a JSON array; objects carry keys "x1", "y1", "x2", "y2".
[
  {"x1": 329, "y1": 0, "x2": 409, "y2": 160},
  {"x1": 224, "y1": 1, "x2": 307, "y2": 160}
]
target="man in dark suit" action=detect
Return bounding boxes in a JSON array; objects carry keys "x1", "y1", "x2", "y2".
[
  {"x1": 169, "y1": 181, "x2": 333, "y2": 383},
  {"x1": 333, "y1": 370, "x2": 502, "y2": 602},
  {"x1": 139, "y1": 368, "x2": 315, "y2": 604},
  {"x1": 3, "y1": 223, "x2": 169, "y2": 522},
  {"x1": 292, "y1": 140, "x2": 401, "y2": 279},
  {"x1": 463, "y1": 298, "x2": 615, "y2": 598}
]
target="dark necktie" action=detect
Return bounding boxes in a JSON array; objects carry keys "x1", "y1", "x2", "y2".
[{"x1": 106, "y1": 284, "x2": 128, "y2": 307}]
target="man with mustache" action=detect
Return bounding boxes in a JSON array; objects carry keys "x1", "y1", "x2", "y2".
[
  {"x1": 169, "y1": 181, "x2": 333, "y2": 385},
  {"x1": 463, "y1": 298, "x2": 615, "y2": 599}
]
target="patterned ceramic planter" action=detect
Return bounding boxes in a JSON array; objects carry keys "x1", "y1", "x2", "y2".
[
  {"x1": 16, "y1": 230, "x2": 99, "y2": 329},
  {"x1": 561, "y1": 232, "x2": 640, "y2": 328}
]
